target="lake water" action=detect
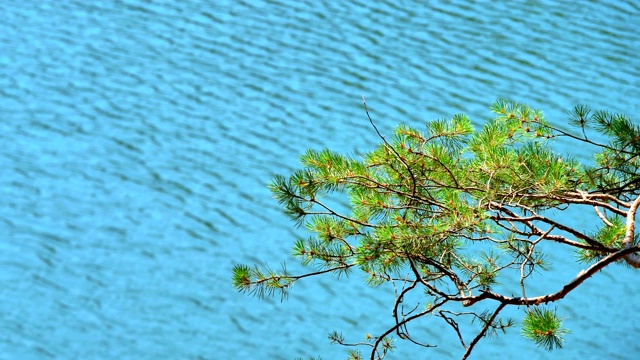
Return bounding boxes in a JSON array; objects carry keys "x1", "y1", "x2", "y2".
[{"x1": 1, "y1": 1, "x2": 638, "y2": 359}]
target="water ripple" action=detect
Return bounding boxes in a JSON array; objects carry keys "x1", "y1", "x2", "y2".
[{"x1": 1, "y1": 0, "x2": 638, "y2": 359}]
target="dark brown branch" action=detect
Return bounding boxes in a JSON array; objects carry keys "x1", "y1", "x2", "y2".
[
  {"x1": 438, "y1": 310, "x2": 466, "y2": 348},
  {"x1": 370, "y1": 299, "x2": 444, "y2": 360},
  {"x1": 537, "y1": 121, "x2": 638, "y2": 156},
  {"x1": 289, "y1": 191, "x2": 378, "y2": 228},
  {"x1": 462, "y1": 302, "x2": 507, "y2": 360},
  {"x1": 463, "y1": 245, "x2": 640, "y2": 307},
  {"x1": 255, "y1": 263, "x2": 355, "y2": 285},
  {"x1": 411, "y1": 254, "x2": 469, "y2": 298},
  {"x1": 408, "y1": 257, "x2": 458, "y2": 300},
  {"x1": 392, "y1": 279, "x2": 419, "y2": 323},
  {"x1": 362, "y1": 96, "x2": 418, "y2": 208},
  {"x1": 490, "y1": 202, "x2": 606, "y2": 250}
]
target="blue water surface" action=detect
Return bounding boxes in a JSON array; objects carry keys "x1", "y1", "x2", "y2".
[{"x1": 0, "y1": 1, "x2": 638, "y2": 359}]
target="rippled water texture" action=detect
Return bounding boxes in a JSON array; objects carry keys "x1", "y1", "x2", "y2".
[{"x1": 1, "y1": 1, "x2": 638, "y2": 359}]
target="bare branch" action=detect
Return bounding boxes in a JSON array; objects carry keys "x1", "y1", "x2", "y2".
[
  {"x1": 462, "y1": 302, "x2": 507, "y2": 360},
  {"x1": 370, "y1": 298, "x2": 444, "y2": 360},
  {"x1": 438, "y1": 310, "x2": 466, "y2": 348},
  {"x1": 520, "y1": 225, "x2": 554, "y2": 298}
]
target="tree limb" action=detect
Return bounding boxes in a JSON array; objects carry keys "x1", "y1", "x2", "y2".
[
  {"x1": 464, "y1": 245, "x2": 640, "y2": 307},
  {"x1": 622, "y1": 195, "x2": 640, "y2": 267}
]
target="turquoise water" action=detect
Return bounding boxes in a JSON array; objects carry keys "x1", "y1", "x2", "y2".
[{"x1": 1, "y1": 1, "x2": 638, "y2": 359}]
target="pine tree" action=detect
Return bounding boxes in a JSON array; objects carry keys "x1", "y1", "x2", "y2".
[{"x1": 233, "y1": 99, "x2": 640, "y2": 359}]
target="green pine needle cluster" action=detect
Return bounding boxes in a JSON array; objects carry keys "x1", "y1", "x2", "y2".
[{"x1": 521, "y1": 307, "x2": 570, "y2": 351}]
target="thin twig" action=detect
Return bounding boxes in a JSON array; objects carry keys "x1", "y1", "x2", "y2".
[
  {"x1": 362, "y1": 96, "x2": 418, "y2": 207},
  {"x1": 462, "y1": 303, "x2": 507, "y2": 360}
]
